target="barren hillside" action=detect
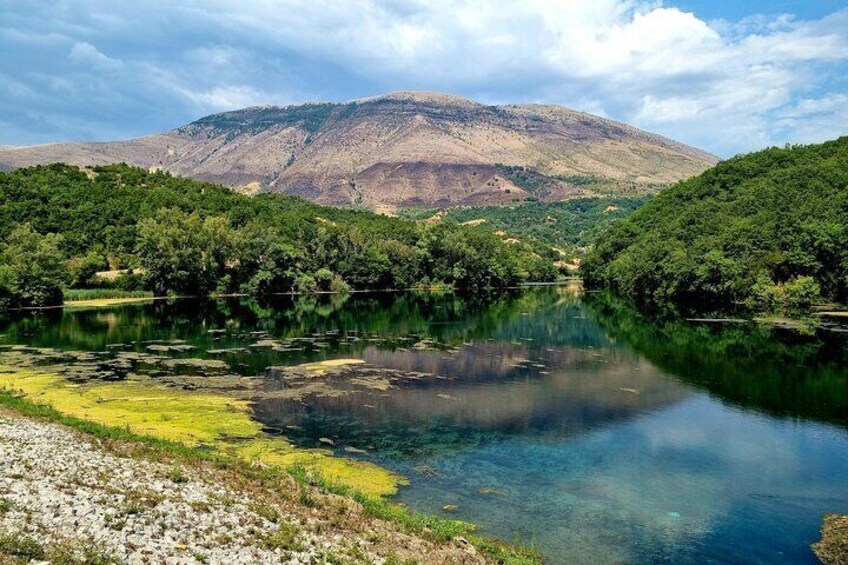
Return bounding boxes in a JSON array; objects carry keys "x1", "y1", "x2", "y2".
[{"x1": 0, "y1": 92, "x2": 718, "y2": 209}]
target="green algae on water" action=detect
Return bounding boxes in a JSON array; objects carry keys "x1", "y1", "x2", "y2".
[{"x1": 0, "y1": 362, "x2": 401, "y2": 497}]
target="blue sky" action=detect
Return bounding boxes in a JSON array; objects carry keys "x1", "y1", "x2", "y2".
[{"x1": 1, "y1": 0, "x2": 847, "y2": 156}]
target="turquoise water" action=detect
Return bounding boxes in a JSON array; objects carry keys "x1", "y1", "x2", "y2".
[{"x1": 1, "y1": 287, "x2": 847, "y2": 563}]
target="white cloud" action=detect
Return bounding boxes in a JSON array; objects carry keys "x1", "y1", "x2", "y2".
[
  {"x1": 163, "y1": 0, "x2": 848, "y2": 154},
  {"x1": 1, "y1": 1, "x2": 847, "y2": 153},
  {"x1": 177, "y1": 85, "x2": 269, "y2": 112},
  {"x1": 68, "y1": 42, "x2": 122, "y2": 71},
  {"x1": 774, "y1": 93, "x2": 848, "y2": 145}
]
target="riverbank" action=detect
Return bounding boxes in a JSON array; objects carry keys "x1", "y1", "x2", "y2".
[
  {"x1": 0, "y1": 390, "x2": 540, "y2": 565},
  {"x1": 63, "y1": 296, "x2": 159, "y2": 308}
]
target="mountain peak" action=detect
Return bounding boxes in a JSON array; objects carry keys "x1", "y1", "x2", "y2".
[
  {"x1": 0, "y1": 91, "x2": 718, "y2": 209},
  {"x1": 354, "y1": 91, "x2": 480, "y2": 107}
]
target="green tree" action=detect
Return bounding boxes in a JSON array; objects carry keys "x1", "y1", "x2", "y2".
[
  {"x1": 584, "y1": 137, "x2": 848, "y2": 313},
  {"x1": 66, "y1": 250, "x2": 107, "y2": 288},
  {"x1": 137, "y1": 210, "x2": 209, "y2": 296},
  {"x1": 0, "y1": 224, "x2": 66, "y2": 307}
]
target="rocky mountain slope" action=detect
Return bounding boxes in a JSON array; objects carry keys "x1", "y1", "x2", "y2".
[{"x1": 0, "y1": 92, "x2": 718, "y2": 210}]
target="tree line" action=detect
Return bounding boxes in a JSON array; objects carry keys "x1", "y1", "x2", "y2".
[
  {"x1": 582, "y1": 137, "x2": 848, "y2": 314},
  {"x1": 0, "y1": 164, "x2": 557, "y2": 309}
]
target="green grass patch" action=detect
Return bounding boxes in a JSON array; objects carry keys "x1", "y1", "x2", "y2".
[
  {"x1": 168, "y1": 466, "x2": 188, "y2": 484},
  {"x1": 63, "y1": 288, "x2": 153, "y2": 302},
  {"x1": 0, "y1": 532, "x2": 45, "y2": 561},
  {"x1": 262, "y1": 522, "x2": 304, "y2": 552}
]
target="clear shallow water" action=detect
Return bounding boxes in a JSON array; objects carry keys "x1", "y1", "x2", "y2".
[{"x1": 1, "y1": 287, "x2": 847, "y2": 563}]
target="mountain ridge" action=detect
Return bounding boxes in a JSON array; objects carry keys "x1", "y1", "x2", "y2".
[{"x1": 0, "y1": 91, "x2": 719, "y2": 210}]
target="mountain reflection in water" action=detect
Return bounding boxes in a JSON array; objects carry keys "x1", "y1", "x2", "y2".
[{"x1": 1, "y1": 286, "x2": 847, "y2": 564}]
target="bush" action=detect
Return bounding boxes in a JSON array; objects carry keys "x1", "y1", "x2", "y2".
[
  {"x1": 747, "y1": 275, "x2": 821, "y2": 315},
  {"x1": 294, "y1": 273, "x2": 317, "y2": 294},
  {"x1": 313, "y1": 268, "x2": 349, "y2": 293},
  {"x1": 66, "y1": 250, "x2": 107, "y2": 288},
  {"x1": 114, "y1": 270, "x2": 146, "y2": 291},
  {"x1": 784, "y1": 276, "x2": 821, "y2": 313},
  {"x1": 748, "y1": 276, "x2": 783, "y2": 313},
  {"x1": 294, "y1": 270, "x2": 349, "y2": 294}
]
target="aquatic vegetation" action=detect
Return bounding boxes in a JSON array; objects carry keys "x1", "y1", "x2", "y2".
[
  {"x1": 0, "y1": 364, "x2": 400, "y2": 497},
  {"x1": 233, "y1": 437, "x2": 404, "y2": 496},
  {"x1": 296, "y1": 358, "x2": 365, "y2": 376},
  {"x1": 0, "y1": 369, "x2": 258, "y2": 443},
  {"x1": 813, "y1": 514, "x2": 848, "y2": 565}
]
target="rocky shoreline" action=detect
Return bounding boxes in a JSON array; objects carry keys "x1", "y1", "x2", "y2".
[{"x1": 0, "y1": 410, "x2": 491, "y2": 564}]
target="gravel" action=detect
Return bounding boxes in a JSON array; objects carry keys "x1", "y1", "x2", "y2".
[{"x1": 0, "y1": 414, "x2": 374, "y2": 564}]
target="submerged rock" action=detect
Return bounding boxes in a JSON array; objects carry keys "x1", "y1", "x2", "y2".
[{"x1": 477, "y1": 488, "x2": 508, "y2": 497}]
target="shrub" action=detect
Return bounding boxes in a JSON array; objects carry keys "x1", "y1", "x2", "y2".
[
  {"x1": 748, "y1": 275, "x2": 821, "y2": 315},
  {"x1": 784, "y1": 276, "x2": 821, "y2": 313},
  {"x1": 313, "y1": 268, "x2": 349, "y2": 293},
  {"x1": 66, "y1": 250, "x2": 107, "y2": 288}
]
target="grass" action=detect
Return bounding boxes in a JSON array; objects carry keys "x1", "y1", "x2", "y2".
[
  {"x1": 168, "y1": 466, "x2": 188, "y2": 484},
  {"x1": 285, "y1": 464, "x2": 541, "y2": 564},
  {"x1": 62, "y1": 289, "x2": 153, "y2": 302},
  {"x1": 0, "y1": 388, "x2": 542, "y2": 565},
  {"x1": 0, "y1": 533, "x2": 115, "y2": 565},
  {"x1": 262, "y1": 522, "x2": 305, "y2": 552},
  {"x1": 61, "y1": 289, "x2": 157, "y2": 309},
  {"x1": 0, "y1": 533, "x2": 45, "y2": 561}
]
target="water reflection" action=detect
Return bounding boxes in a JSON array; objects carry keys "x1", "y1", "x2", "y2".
[
  {"x1": 1, "y1": 286, "x2": 847, "y2": 564},
  {"x1": 256, "y1": 343, "x2": 691, "y2": 457},
  {"x1": 584, "y1": 291, "x2": 848, "y2": 426}
]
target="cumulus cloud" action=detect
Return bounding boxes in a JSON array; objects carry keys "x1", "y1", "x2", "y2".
[{"x1": 0, "y1": 0, "x2": 846, "y2": 155}]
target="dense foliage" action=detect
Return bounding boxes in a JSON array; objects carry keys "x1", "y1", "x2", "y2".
[
  {"x1": 0, "y1": 164, "x2": 556, "y2": 308},
  {"x1": 582, "y1": 137, "x2": 848, "y2": 313},
  {"x1": 401, "y1": 198, "x2": 647, "y2": 258}
]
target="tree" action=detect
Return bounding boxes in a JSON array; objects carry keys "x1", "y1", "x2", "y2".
[
  {"x1": 0, "y1": 224, "x2": 66, "y2": 307},
  {"x1": 583, "y1": 137, "x2": 848, "y2": 312},
  {"x1": 137, "y1": 209, "x2": 209, "y2": 296},
  {"x1": 237, "y1": 224, "x2": 302, "y2": 296},
  {"x1": 66, "y1": 250, "x2": 107, "y2": 288}
]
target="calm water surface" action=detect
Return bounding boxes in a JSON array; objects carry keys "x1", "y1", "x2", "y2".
[{"x1": 1, "y1": 286, "x2": 847, "y2": 564}]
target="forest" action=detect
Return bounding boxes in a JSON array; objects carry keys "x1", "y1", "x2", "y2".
[
  {"x1": 400, "y1": 197, "x2": 647, "y2": 257},
  {"x1": 582, "y1": 137, "x2": 848, "y2": 314},
  {"x1": 0, "y1": 164, "x2": 557, "y2": 310}
]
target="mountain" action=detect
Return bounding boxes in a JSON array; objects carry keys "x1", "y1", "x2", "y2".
[
  {"x1": 0, "y1": 92, "x2": 717, "y2": 210},
  {"x1": 582, "y1": 137, "x2": 848, "y2": 313}
]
